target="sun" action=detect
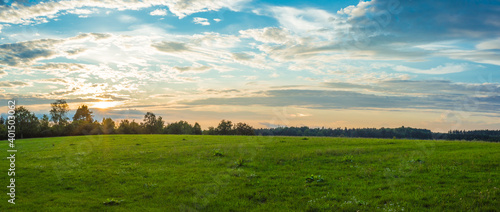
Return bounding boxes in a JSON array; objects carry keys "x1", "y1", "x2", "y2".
[{"x1": 91, "y1": 101, "x2": 121, "y2": 109}]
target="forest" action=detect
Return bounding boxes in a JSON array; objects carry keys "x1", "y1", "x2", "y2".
[{"x1": 1, "y1": 100, "x2": 499, "y2": 142}]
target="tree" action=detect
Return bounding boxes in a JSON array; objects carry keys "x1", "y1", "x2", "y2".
[
  {"x1": 216, "y1": 119, "x2": 233, "y2": 135},
  {"x1": 50, "y1": 100, "x2": 69, "y2": 125},
  {"x1": 0, "y1": 116, "x2": 5, "y2": 125},
  {"x1": 234, "y1": 122, "x2": 255, "y2": 135},
  {"x1": 14, "y1": 106, "x2": 39, "y2": 138},
  {"x1": 39, "y1": 114, "x2": 51, "y2": 137},
  {"x1": 205, "y1": 126, "x2": 216, "y2": 135},
  {"x1": 101, "y1": 118, "x2": 115, "y2": 134},
  {"x1": 0, "y1": 119, "x2": 6, "y2": 140},
  {"x1": 118, "y1": 120, "x2": 132, "y2": 134},
  {"x1": 129, "y1": 120, "x2": 143, "y2": 134},
  {"x1": 73, "y1": 105, "x2": 93, "y2": 122},
  {"x1": 193, "y1": 122, "x2": 202, "y2": 135},
  {"x1": 156, "y1": 116, "x2": 165, "y2": 133},
  {"x1": 143, "y1": 112, "x2": 157, "y2": 134},
  {"x1": 165, "y1": 120, "x2": 193, "y2": 134},
  {"x1": 143, "y1": 112, "x2": 164, "y2": 134}
]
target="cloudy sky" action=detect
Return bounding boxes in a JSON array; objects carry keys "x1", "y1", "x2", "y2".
[{"x1": 0, "y1": 0, "x2": 499, "y2": 131}]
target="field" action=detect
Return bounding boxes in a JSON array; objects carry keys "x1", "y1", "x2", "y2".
[{"x1": 1, "y1": 135, "x2": 499, "y2": 211}]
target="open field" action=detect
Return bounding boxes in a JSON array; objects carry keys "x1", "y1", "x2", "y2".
[{"x1": 1, "y1": 135, "x2": 499, "y2": 211}]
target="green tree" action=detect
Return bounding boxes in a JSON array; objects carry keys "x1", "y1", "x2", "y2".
[
  {"x1": 50, "y1": 100, "x2": 69, "y2": 125},
  {"x1": 165, "y1": 120, "x2": 193, "y2": 134},
  {"x1": 193, "y1": 122, "x2": 202, "y2": 135},
  {"x1": 143, "y1": 112, "x2": 157, "y2": 134},
  {"x1": 234, "y1": 122, "x2": 255, "y2": 135},
  {"x1": 156, "y1": 116, "x2": 165, "y2": 133},
  {"x1": 118, "y1": 119, "x2": 132, "y2": 134},
  {"x1": 129, "y1": 120, "x2": 142, "y2": 134},
  {"x1": 14, "y1": 106, "x2": 39, "y2": 138},
  {"x1": 73, "y1": 105, "x2": 93, "y2": 122},
  {"x1": 39, "y1": 114, "x2": 51, "y2": 136},
  {"x1": 143, "y1": 112, "x2": 164, "y2": 134},
  {"x1": 101, "y1": 118, "x2": 116, "y2": 134},
  {"x1": 216, "y1": 119, "x2": 233, "y2": 135},
  {"x1": 0, "y1": 118, "x2": 6, "y2": 140}
]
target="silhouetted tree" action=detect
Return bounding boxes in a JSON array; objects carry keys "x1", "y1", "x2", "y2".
[
  {"x1": 50, "y1": 100, "x2": 69, "y2": 126},
  {"x1": 14, "y1": 106, "x2": 39, "y2": 138},
  {"x1": 205, "y1": 126, "x2": 216, "y2": 135},
  {"x1": 143, "y1": 112, "x2": 163, "y2": 134},
  {"x1": 101, "y1": 118, "x2": 116, "y2": 134},
  {"x1": 0, "y1": 119, "x2": 6, "y2": 140},
  {"x1": 193, "y1": 122, "x2": 202, "y2": 135},
  {"x1": 39, "y1": 114, "x2": 51, "y2": 137},
  {"x1": 73, "y1": 105, "x2": 93, "y2": 122},
  {"x1": 165, "y1": 120, "x2": 193, "y2": 134},
  {"x1": 216, "y1": 119, "x2": 233, "y2": 135},
  {"x1": 234, "y1": 122, "x2": 255, "y2": 135},
  {"x1": 117, "y1": 120, "x2": 132, "y2": 134},
  {"x1": 129, "y1": 120, "x2": 143, "y2": 134}
]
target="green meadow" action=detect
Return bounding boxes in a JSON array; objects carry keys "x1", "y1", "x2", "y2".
[{"x1": 1, "y1": 135, "x2": 499, "y2": 211}]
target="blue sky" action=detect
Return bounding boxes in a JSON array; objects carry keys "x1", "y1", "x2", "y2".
[{"x1": 0, "y1": 0, "x2": 499, "y2": 131}]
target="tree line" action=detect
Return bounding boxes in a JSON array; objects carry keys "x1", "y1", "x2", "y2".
[
  {"x1": 0, "y1": 100, "x2": 255, "y2": 140},
  {"x1": 255, "y1": 126, "x2": 500, "y2": 142},
  {"x1": 0, "y1": 100, "x2": 499, "y2": 142}
]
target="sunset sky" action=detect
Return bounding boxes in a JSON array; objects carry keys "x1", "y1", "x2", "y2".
[{"x1": 1, "y1": 0, "x2": 499, "y2": 131}]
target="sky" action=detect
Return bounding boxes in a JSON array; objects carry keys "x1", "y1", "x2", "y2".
[{"x1": 0, "y1": 0, "x2": 499, "y2": 132}]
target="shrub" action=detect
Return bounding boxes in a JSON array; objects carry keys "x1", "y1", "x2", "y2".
[
  {"x1": 103, "y1": 198, "x2": 124, "y2": 206},
  {"x1": 305, "y1": 174, "x2": 324, "y2": 183}
]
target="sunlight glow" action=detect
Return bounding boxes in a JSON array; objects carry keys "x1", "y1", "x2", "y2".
[{"x1": 91, "y1": 101, "x2": 122, "y2": 109}]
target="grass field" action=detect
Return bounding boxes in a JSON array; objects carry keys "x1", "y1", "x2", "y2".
[{"x1": 1, "y1": 135, "x2": 499, "y2": 211}]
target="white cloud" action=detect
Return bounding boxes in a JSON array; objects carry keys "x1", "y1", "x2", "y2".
[
  {"x1": 393, "y1": 63, "x2": 480, "y2": 75},
  {"x1": 118, "y1": 15, "x2": 137, "y2": 23},
  {"x1": 0, "y1": 69, "x2": 7, "y2": 78},
  {"x1": 213, "y1": 18, "x2": 221, "y2": 22},
  {"x1": 239, "y1": 27, "x2": 294, "y2": 44},
  {"x1": 67, "y1": 8, "x2": 94, "y2": 15},
  {"x1": 150, "y1": 9, "x2": 168, "y2": 16},
  {"x1": 193, "y1": 17, "x2": 210, "y2": 25},
  {"x1": 476, "y1": 38, "x2": 500, "y2": 50},
  {"x1": 190, "y1": 32, "x2": 240, "y2": 48},
  {"x1": 268, "y1": 6, "x2": 337, "y2": 37},
  {"x1": 0, "y1": 0, "x2": 250, "y2": 24}
]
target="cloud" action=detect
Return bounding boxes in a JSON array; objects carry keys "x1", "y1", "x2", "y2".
[
  {"x1": 324, "y1": 79, "x2": 500, "y2": 98},
  {"x1": 118, "y1": 15, "x2": 137, "y2": 23},
  {"x1": 250, "y1": 0, "x2": 500, "y2": 67},
  {"x1": 150, "y1": 8, "x2": 168, "y2": 16},
  {"x1": 182, "y1": 78, "x2": 500, "y2": 113},
  {"x1": 173, "y1": 65, "x2": 211, "y2": 73},
  {"x1": 392, "y1": 63, "x2": 480, "y2": 75},
  {"x1": 476, "y1": 38, "x2": 500, "y2": 50},
  {"x1": 0, "y1": 0, "x2": 250, "y2": 24},
  {"x1": 193, "y1": 17, "x2": 210, "y2": 25},
  {"x1": 0, "y1": 69, "x2": 6, "y2": 78},
  {"x1": 232, "y1": 52, "x2": 253, "y2": 61},
  {"x1": 0, "y1": 39, "x2": 61, "y2": 66},
  {"x1": 0, "y1": 33, "x2": 114, "y2": 67},
  {"x1": 166, "y1": 0, "x2": 250, "y2": 19},
  {"x1": 151, "y1": 41, "x2": 189, "y2": 52},
  {"x1": 190, "y1": 32, "x2": 240, "y2": 48},
  {"x1": 0, "y1": 81, "x2": 31, "y2": 88},
  {"x1": 213, "y1": 18, "x2": 221, "y2": 22},
  {"x1": 239, "y1": 27, "x2": 293, "y2": 44},
  {"x1": 182, "y1": 89, "x2": 436, "y2": 110}
]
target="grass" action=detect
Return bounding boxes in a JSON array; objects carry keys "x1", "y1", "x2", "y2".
[{"x1": 0, "y1": 134, "x2": 499, "y2": 211}]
